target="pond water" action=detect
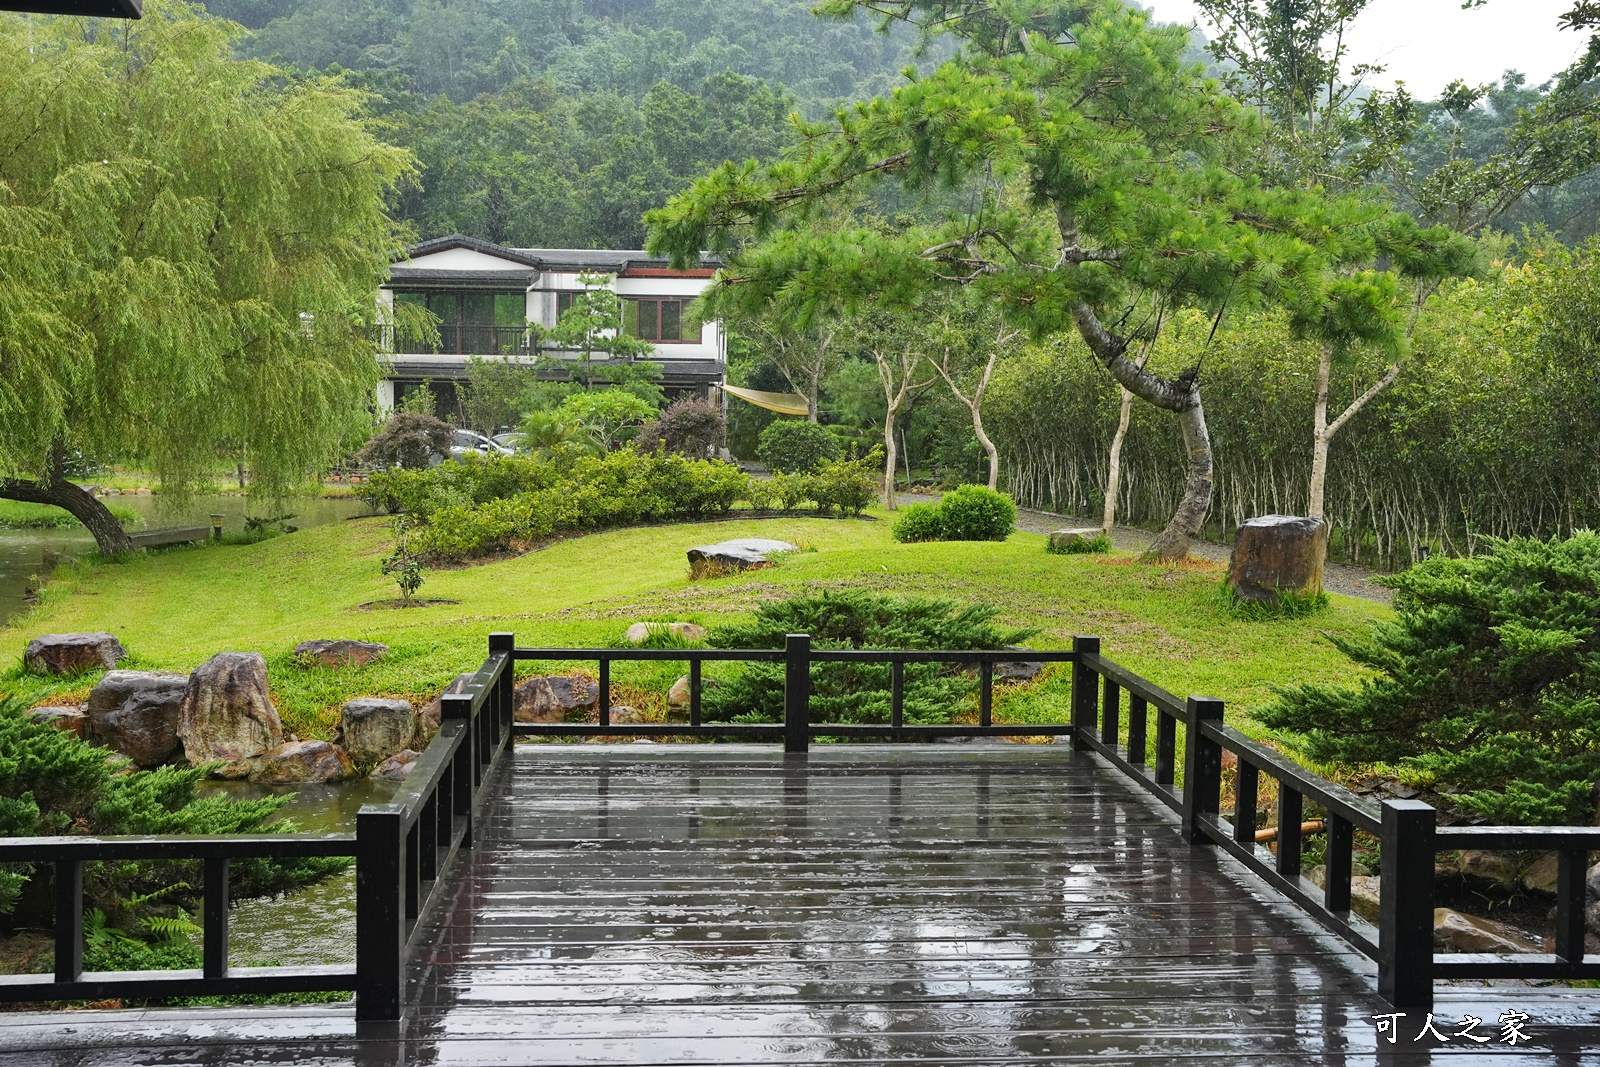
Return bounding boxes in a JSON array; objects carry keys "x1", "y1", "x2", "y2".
[
  {"x1": 0, "y1": 493, "x2": 372, "y2": 626},
  {"x1": 200, "y1": 778, "x2": 401, "y2": 967}
]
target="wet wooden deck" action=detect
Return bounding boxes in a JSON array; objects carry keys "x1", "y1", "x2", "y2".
[{"x1": 4, "y1": 744, "x2": 1599, "y2": 1064}]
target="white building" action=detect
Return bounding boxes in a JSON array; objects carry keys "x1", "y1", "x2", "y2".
[{"x1": 377, "y1": 234, "x2": 725, "y2": 418}]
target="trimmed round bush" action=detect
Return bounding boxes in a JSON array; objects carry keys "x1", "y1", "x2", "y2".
[
  {"x1": 756, "y1": 419, "x2": 841, "y2": 474},
  {"x1": 935, "y1": 485, "x2": 1016, "y2": 541},
  {"x1": 892, "y1": 503, "x2": 946, "y2": 543}
]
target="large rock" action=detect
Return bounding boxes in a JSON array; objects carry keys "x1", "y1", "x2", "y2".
[
  {"x1": 419, "y1": 673, "x2": 474, "y2": 736},
  {"x1": 995, "y1": 646, "x2": 1047, "y2": 683},
  {"x1": 623, "y1": 621, "x2": 708, "y2": 645},
  {"x1": 1457, "y1": 849, "x2": 1520, "y2": 886},
  {"x1": 178, "y1": 652, "x2": 283, "y2": 764},
  {"x1": 515, "y1": 674, "x2": 599, "y2": 724},
  {"x1": 335, "y1": 698, "x2": 415, "y2": 766},
  {"x1": 25, "y1": 632, "x2": 126, "y2": 675},
  {"x1": 686, "y1": 538, "x2": 798, "y2": 573},
  {"x1": 371, "y1": 749, "x2": 420, "y2": 781},
  {"x1": 1047, "y1": 528, "x2": 1104, "y2": 552},
  {"x1": 85, "y1": 670, "x2": 188, "y2": 767},
  {"x1": 250, "y1": 740, "x2": 354, "y2": 784},
  {"x1": 609, "y1": 704, "x2": 648, "y2": 725},
  {"x1": 294, "y1": 639, "x2": 389, "y2": 668},
  {"x1": 1226, "y1": 515, "x2": 1328, "y2": 603},
  {"x1": 1307, "y1": 866, "x2": 1381, "y2": 922},
  {"x1": 1434, "y1": 908, "x2": 1541, "y2": 953},
  {"x1": 668, "y1": 675, "x2": 692, "y2": 708},
  {"x1": 28, "y1": 705, "x2": 90, "y2": 740},
  {"x1": 1521, "y1": 852, "x2": 1561, "y2": 895}
]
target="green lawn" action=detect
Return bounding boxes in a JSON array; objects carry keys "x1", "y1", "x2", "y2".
[
  {"x1": 0, "y1": 499, "x2": 141, "y2": 530},
  {"x1": 0, "y1": 510, "x2": 1389, "y2": 739}
]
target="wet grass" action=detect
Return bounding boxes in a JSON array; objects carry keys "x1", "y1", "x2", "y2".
[
  {"x1": 0, "y1": 509, "x2": 1390, "y2": 740},
  {"x1": 0, "y1": 499, "x2": 142, "y2": 530}
]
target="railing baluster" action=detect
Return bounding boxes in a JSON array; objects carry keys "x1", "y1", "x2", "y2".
[
  {"x1": 1234, "y1": 759, "x2": 1259, "y2": 845},
  {"x1": 1155, "y1": 710, "x2": 1177, "y2": 786},
  {"x1": 1127, "y1": 694, "x2": 1147, "y2": 765},
  {"x1": 1556, "y1": 848, "x2": 1588, "y2": 963},
  {"x1": 979, "y1": 659, "x2": 993, "y2": 728},
  {"x1": 599, "y1": 657, "x2": 611, "y2": 727},
  {"x1": 1101, "y1": 679, "x2": 1120, "y2": 747},
  {"x1": 1070, "y1": 635, "x2": 1100, "y2": 750},
  {"x1": 405, "y1": 823, "x2": 420, "y2": 925},
  {"x1": 1180, "y1": 697, "x2": 1224, "y2": 845},
  {"x1": 54, "y1": 859, "x2": 82, "y2": 984},
  {"x1": 891, "y1": 661, "x2": 905, "y2": 733},
  {"x1": 784, "y1": 634, "x2": 810, "y2": 754},
  {"x1": 1325, "y1": 813, "x2": 1353, "y2": 913},
  {"x1": 203, "y1": 857, "x2": 230, "y2": 980},
  {"x1": 356, "y1": 804, "x2": 406, "y2": 1021},
  {"x1": 689, "y1": 657, "x2": 702, "y2": 727},
  {"x1": 1277, "y1": 784, "x2": 1303, "y2": 877},
  {"x1": 1378, "y1": 799, "x2": 1436, "y2": 1009},
  {"x1": 418, "y1": 792, "x2": 438, "y2": 884}
]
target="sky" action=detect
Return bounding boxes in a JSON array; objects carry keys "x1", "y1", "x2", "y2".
[{"x1": 1141, "y1": 0, "x2": 1586, "y2": 98}]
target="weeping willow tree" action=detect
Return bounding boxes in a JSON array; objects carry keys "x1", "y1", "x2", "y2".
[{"x1": 0, "y1": 2, "x2": 414, "y2": 554}]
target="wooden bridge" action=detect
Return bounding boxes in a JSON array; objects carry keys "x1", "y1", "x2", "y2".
[{"x1": 4, "y1": 635, "x2": 1600, "y2": 1064}]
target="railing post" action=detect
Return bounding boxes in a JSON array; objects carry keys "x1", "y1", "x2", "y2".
[
  {"x1": 442, "y1": 691, "x2": 476, "y2": 846},
  {"x1": 490, "y1": 631, "x2": 515, "y2": 745},
  {"x1": 1180, "y1": 697, "x2": 1223, "y2": 845},
  {"x1": 54, "y1": 859, "x2": 82, "y2": 984},
  {"x1": 203, "y1": 857, "x2": 230, "y2": 979},
  {"x1": 1070, "y1": 635, "x2": 1100, "y2": 751},
  {"x1": 356, "y1": 804, "x2": 407, "y2": 1021},
  {"x1": 1556, "y1": 848, "x2": 1588, "y2": 962},
  {"x1": 784, "y1": 633, "x2": 810, "y2": 754},
  {"x1": 1378, "y1": 798, "x2": 1436, "y2": 1009}
]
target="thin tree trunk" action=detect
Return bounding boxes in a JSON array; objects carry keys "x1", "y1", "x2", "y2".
[
  {"x1": 1308, "y1": 345, "x2": 1332, "y2": 521},
  {"x1": 1103, "y1": 386, "x2": 1134, "y2": 535},
  {"x1": 930, "y1": 332, "x2": 1007, "y2": 492},
  {"x1": 1070, "y1": 300, "x2": 1211, "y2": 562},
  {"x1": 883, "y1": 412, "x2": 900, "y2": 510},
  {"x1": 974, "y1": 404, "x2": 999, "y2": 491},
  {"x1": 0, "y1": 460, "x2": 133, "y2": 556}
]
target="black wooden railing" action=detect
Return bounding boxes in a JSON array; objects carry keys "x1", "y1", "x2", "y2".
[
  {"x1": 0, "y1": 633, "x2": 514, "y2": 1019},
  {"x1": 5, "y1": 629, "x2": 1598, "y2": 1017}
]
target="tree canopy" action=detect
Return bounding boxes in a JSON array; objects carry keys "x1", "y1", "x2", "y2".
[{"x1": 0, "y1": 1, "x2": 413, "y2": 552}]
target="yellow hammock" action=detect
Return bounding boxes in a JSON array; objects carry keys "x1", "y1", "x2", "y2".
[{"x1": 723, "y1": 385, "x2": 810, "y2": 417}]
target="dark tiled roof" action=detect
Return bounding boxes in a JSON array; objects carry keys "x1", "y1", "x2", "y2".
[{"x1": 399, "y1": 234, "x2": 719, "y2": 275}]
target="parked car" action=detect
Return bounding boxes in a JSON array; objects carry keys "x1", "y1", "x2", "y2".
[
  {"x1": 449, "y1": 429, "x2": 513, "y2": 461},
  {"x1": 490, "y1": 431, "x2": 525, "y2": 453}
]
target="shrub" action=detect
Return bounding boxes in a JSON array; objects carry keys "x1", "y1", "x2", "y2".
[
  {"x1": 703, "y1": 592, "x2": 1035, "y2": 726},
  {"x1": 756, "y1": 419, "x2": 841, "y2": 473},
  {"x1": 634, "y1": 398, "x2": 724, "y2": 457},
  {"x1": 356, "y1": 411, "x2": 454, "y2": 469},
  {"x1": 938, "y1": 485, "x2": 1016, "y2": 541},
  {"x1": 811, "y1": 451, "x2": 880, "y2": 516},
  {"x1": 1256, "y1": 532, "x2": 1600, "y2": 824},
  {"x1": 892, "y1": 503, "x2": 946, "y2": 543}
]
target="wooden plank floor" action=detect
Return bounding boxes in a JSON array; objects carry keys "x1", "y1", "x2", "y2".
[{"x1": 5, "y1": 743, "x2": 1600, "y2": 1065}]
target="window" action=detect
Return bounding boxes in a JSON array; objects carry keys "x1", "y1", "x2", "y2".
[
  {"x1": 555, "y1": 291, "x2": 580, "y2": 318},
  {"x1": 622, "y1": 298, "x2": 701, "y2": 343},
  {"x1": 393, "y1": 290, "x2": 526, "y2": 354}
]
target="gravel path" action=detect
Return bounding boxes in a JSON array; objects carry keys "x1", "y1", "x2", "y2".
[{"x1": 896, "y1": 492, "x2": 1393, "y2": 605}]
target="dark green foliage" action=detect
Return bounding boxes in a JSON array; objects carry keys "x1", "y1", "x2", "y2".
[
  {"x1": 1047, "y1": 533, "x2": 1112, "y2": 555},
  {"x1": 1257, "y1": 532, "x2": 1600, "y2": 823},
  {"x1": 891, "y1": 503, "x2": 945, "y2": 544},
  {"x1": 893, "y1": 486, "x2": 1015, "y2": 543},
  {"x1": 744, "y1": 451, "x2": 880, "y2": 516},
  {"x1": 0, "y1": 693, "x2": 347, "y2": 933},
  {"x1": 1213, "y1": 582, "x2": 1328, "y2": 620},
  {"x1": 357, "y1": 412, "x2": 455, "y2": 470},
  {"x1": 634, "y1": 398, "x2": 725, "y2": 458},
  {"x1": 704, "y1": 591, "x2": 1034, "y2": 725},
  {"x1": 756, "y1": 419, "x2": 842, "y2": 474}
]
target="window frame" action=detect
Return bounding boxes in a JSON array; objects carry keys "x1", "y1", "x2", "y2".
[{"x1": 623, "y1": 297, "x2": 701, "y2": 344}]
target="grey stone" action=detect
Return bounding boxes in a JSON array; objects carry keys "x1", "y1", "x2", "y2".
[
  {"x1": 609, "y1": 705, "x2": 648, "y2": 725},
  {"x1": 668, "y1": 675, "x2": 691, "y2": 708},
  {"x1": 27, "y1": 705, "x2": 89, "y2": 740},
  {"x1": 1047, "y1": 528, "x2": 1103, "y2": 552},
  {"x1": 419, "y1": 673, "x2": 474, "y2": 736},
  {"x1": 995, "y1": 646, "x2": 1046, "y2": 683},
  {"x1": 516, "y1": 674, "x2": 599, "y2": 724},
  {"x1": 1521, "y1": 852, "x2": 1561, "y2": 896},
  {"x1": 686, "y1": 538, "x2": 798, "y2": 572},
  {"x1": 371, "y1": 749, "x2": 421, "y2": 781},
  {"x1": 1306, "y1": 867, "x2": 1381, "y2": 922},
  {"x1": 335, "y1": 698, "x2": 415, "y2": 767},
  {"x1": 178, "y1": 652, "x2": 283, "y2": 764},
  {"x1": 25, "y1": 632, "x2": 126, "y2": 675},
  {"x1": 250, "y1": 740, "x2": 355, "y2": 784},
  {"x1": 1458, "y1": 849, "x2": 1520, "y2": 885},
  {"x1": 85, "y1": 670, "x2": 189, "y2": 767},
  {"x1": 294, "y1": 639, "x2": 389, "y2": 668},
  {"x1": 1226, "y1": 514, "x2": 1328, "y2": 602},
  {"x1": 623, "y1": 621, "x2": 708, "y2": 645},
  {"x1": 1433, "y1": 908, "x2": 1541, "y2": 953}
]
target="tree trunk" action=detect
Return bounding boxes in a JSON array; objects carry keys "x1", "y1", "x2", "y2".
[
  {"x1": 806, "y1": 372, "x2": 820, "y2": 423},
  {"x1": 1070, "y1": 300, "x2": 1211, "y2": 562},
  {"x1": 1103, "y1": 386, "x2": 1134, "y2": 535},
  {"x1": 1308, "y1": 344, "x2": 1332, "y2": 522},
  {"x1": 974, "y1": 404, "x2": 999, "y2": 491},
  {"x1": 0, "y1": 471, "x2": 134, "y2": 556},
  {"x1": 883, "y1": 412, "x2": 900, "y2": 510}
]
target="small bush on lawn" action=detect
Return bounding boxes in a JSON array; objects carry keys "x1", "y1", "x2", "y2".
[
  {"x1": 892, "y1": 503, "x2": 945, "y2": 543},
  {"x1": 702, "y1": 591, "x2": 1035, "y2": 725},
  {"x1": 1256, "y1": 531, "x2": 1600, "y2": 824},
  {"x1": 757, "y1": 419, "x2": 841, "y2": 474}
]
